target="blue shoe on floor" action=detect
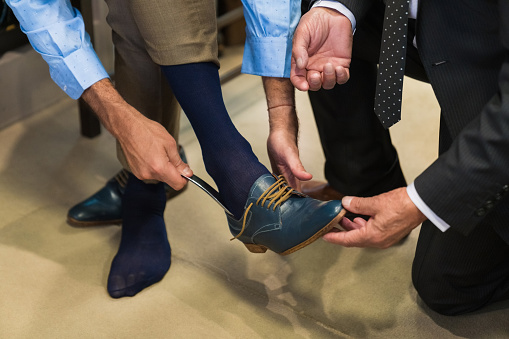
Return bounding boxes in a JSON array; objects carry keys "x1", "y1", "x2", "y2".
[
  {"x1": 227, "y1": 174, "x2": 345, "y2": 255},
  {"x1": 67, "y1": 146, "x2": 188, "y2": 226},
  {"x1": 67, "y1": 174, "x2": 125, "y2": 226}
]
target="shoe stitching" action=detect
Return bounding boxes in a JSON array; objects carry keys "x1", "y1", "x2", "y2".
[{"x1": 231, "y1": 175, "x2": 295, "y2": 241}]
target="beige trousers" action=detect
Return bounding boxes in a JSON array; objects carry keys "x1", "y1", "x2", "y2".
[{"x1": 104, "y1": 0, "x2": 219, "y2": 171}]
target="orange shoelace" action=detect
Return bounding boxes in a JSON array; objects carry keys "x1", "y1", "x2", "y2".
[{"x1": 230, "y1": 175, "x2": 295, "y2": 241}]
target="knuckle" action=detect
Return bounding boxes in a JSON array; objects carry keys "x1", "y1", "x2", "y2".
[
  {"x1": 151, "y1": 163, "x2": 164, "y2": 176},
  {"x1": 137, "y1": 170, "x2": 150, "y2": 181},
  {"x1": 337, "y1": 74, "x2": 349, "y2": 84},
  {"x1": 167, "y1": 137, "x2": 177, "y2": 147},
  {"x1": 173, "y1": 158, "x2": 185, "y2": 169}
]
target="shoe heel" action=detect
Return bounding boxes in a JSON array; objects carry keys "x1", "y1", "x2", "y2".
[{"x1": 243, "y1": 243, "x2": 268, "y2": 253}]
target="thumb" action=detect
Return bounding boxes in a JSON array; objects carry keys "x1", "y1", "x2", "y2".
[
  {"x1": 342, "y1": 196, "x2": 376, "y2": 216},
  {"x1": 162, "y1": 145, "x2": 193, "y2": 190},
  {"x1": 292, "y1": 28, "x2": 310, "y2": 70},
  {"x1": 281, "y1": 147, "x2": 312, "y2": 181},
  {"x1": 289, "y1": 158, "x2": 313, "y2": 182},
  {"x1": 176, "y1": 161, "x2": 193, "y2": 178}
]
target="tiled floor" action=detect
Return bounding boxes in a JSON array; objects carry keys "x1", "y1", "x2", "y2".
[{"x1": 0, "y1": 50, "x2": 508, "y2": 338}]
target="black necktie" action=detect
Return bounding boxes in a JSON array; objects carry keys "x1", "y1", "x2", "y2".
[{"x1": 374, "y1": 0, "x2": 411, "y2": 129}]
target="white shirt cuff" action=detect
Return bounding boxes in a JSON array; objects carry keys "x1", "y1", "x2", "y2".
[
  {"x1": 407, "y1": 182, "x2": 450, "y2": 232},
  {"x1": 311, "y1": 0, "x2": 356, "y2": 32}
]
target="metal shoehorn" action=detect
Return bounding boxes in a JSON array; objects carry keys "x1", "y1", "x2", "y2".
[{"x1": 181, "y1": 174, "x2": 234, "y2": 217}]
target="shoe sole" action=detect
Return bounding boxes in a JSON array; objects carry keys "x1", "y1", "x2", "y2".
[
  {"x1": 66, "y1": 185, "x2": 188, "y2": 227},
  {"x1": 243, "y1": 208, "x2": 347, "y2": 256},
  {"x1": 66, "y1": 217, "x2": 122, "y2": 227}
]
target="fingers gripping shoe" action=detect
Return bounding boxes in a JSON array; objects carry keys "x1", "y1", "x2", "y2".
[{"x1": 227, "y1": 174, "x2": 345, "y2": 255}]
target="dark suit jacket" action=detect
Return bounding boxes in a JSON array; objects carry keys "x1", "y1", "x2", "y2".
[{"x1": 334, "y1": 0, "x2": 509, "y2": 242}]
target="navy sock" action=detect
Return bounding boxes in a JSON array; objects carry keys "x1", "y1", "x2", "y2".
[
  {"x1": 161, "y1": 62, "x2": 269, "y2": 218},
  {"x1": 107, "y1": 174, "x2": 171, "y2": 298}
]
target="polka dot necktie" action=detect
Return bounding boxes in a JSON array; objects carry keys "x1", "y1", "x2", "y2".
[{"x1": 374, "y1": 0, "x2": 411, "y2": 129}]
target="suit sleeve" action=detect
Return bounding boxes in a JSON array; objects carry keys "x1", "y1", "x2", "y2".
[
  {"x1": 325, "y1": 0, "x2": 379, "y2": 22},
  {"x1": 414, "y1": 1, "x2": 509, "y2": 239}
]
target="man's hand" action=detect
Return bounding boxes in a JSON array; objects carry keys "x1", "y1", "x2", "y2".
[
  {"x1": 291, "y1": 7, "x2": 353, "y2": 91},
  {"x1": 81, "y1": 79, "x2": 192, "y2": 189},
  {"x1": 115, "y1": 111, "x2": 192, "y2": 189},
  {"x1": 267, "y1": 128, "x2": 312, "y2": 190},
  {"x1": 323, "y1": 188, "x2": 427, "y2": 248}
]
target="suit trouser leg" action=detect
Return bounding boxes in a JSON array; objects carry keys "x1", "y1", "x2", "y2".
[
  {"x1": 413, "y1": 120, "x2": 509, "y2": 315},
  {"x1": 308, "y1": 60, "x2": 406, "y2": 197},
  {"x1": 113, "y1": 46, "x2": 181, "y2": 171},
  {"x1": 307, "y1": 2, "x2": 407, "y2": 197},
  {"x1": 413, "y1": 217, "x2": 509, "y2": 315},
  {"x1": 104, "y1": 0, "x2": 184, "y2": 172}
]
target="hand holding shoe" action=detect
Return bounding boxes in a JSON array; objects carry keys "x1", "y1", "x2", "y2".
[
  {"x1": 323, "y1": 188, "x2": 427, "y2": 248},
  {"x1": 267, "y1": 129, "x2": 312, "y2": 191}
]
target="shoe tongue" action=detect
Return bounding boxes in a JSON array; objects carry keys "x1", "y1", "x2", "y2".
[{"x1": 249, "y1": 173, "x2": 277, "y2": 198}]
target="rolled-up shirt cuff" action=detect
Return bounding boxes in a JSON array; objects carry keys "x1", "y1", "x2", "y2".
[
  {"x1": 311, "y1": 0, "x2": 356, "y2": 32},
  {"x1": 407, "y1": 182, "x2": 450, "y2": 232},
  {"x1": 241, "y1": 35, "x2": 292, "y2": 78}
]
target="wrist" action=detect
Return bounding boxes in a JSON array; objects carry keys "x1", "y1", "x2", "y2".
[
  {"x1": 268, "y1": 108, "x2": 298, "y2": 137},
  {"x1": 262, "y1": 77, "x2": 295, "y2": 108},
  {"x1": 403, "y1": 187, "x2": 428, "y2": 225},
  {"x1": 268, "y1": 124, "x2": 298, "y2": 146},
  {"x1": 267, "y1": 103, "x2": 295, "y2": 111},
  {"x1": 311, "y1": 1, "x2": 356, "y2": 31},
  {"x1": 81, "y1": 79, "x2": 134, "y2": 138}
]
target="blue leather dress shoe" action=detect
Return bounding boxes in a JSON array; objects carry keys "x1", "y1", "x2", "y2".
[
  {"x1": 67, "y1": 146, "x2": 188, "y2": 226},
  {"x1": 67, "y1": 174, "x2": 125, "y2": 226},
  {"x1": 228, "y1": 174, "x2": 345, "y2": 255}
]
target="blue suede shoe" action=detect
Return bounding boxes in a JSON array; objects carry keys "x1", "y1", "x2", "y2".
[
  {"x1": 228, "y1": 174, "x2": 345, "y2": 255},
  {"x1": 67, "y1": 146, "x2": 188, "y2": 226}
]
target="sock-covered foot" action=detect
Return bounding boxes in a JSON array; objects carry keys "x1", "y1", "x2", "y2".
[
  {"x1": 107, "y1": 174, "x2": 171, "y2": 298},
  {"x1": 162, "y1": 62, "x2": 269, "y2": 219}
]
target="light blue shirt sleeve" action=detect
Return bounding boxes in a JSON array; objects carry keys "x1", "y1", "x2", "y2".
[
  {"x1": 241, "y1": 0, "x2": 301, "y2": 78},
  {"x1": 6, "y1": 0, "x2": 109, "y2": 99}
]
